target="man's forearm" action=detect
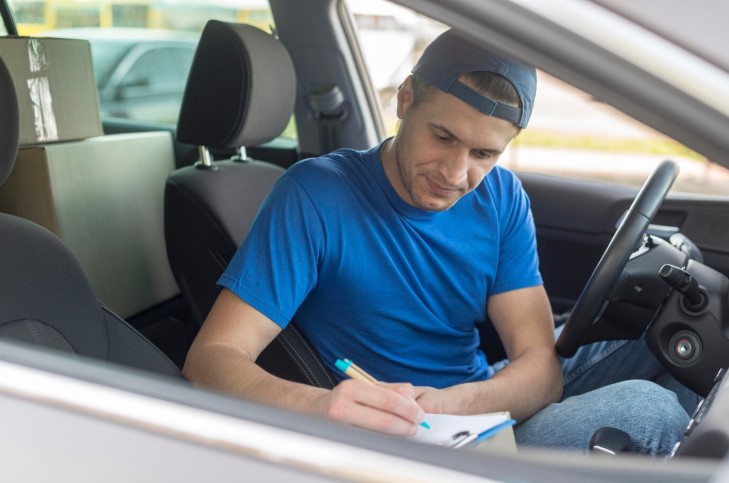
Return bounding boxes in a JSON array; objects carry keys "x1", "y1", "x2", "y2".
[
  {"x1": 442, "y1": 346, "x2": 562, "y2": 422},
  {"x1": 183, "y1": 342, "x2": 329, "y2": 414},
  {"x1": 184, "y1": 342, "x2": 429, "y2": 436}
]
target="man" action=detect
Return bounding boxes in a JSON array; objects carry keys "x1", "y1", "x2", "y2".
[{"x1": 184, "y1": 29, "x2": 692, "y2": 455}]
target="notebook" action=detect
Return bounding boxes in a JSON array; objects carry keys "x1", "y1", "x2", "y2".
[{"x1": 411, "y1": 411, "x2": 515, "y2": 448}]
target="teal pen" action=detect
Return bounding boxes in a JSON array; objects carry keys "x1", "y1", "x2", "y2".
[{"x1": 334, "y1": 358, "x2": 431, "y2": 430}]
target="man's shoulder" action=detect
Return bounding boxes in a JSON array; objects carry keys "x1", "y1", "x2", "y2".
[
  {"x1": 486, "y1": 164, "x2": 521, "y2": 184},
  {"x1": 284, "y1": 147, "x2": 376, "y2": 194},
  {"x1": 480, "y1": 165, "x2": 525, "y2": 199}
]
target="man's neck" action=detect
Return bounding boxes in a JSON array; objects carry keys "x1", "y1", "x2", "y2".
[{"x1": 379, "y1": 136, "x2": 401, "y2": 196}]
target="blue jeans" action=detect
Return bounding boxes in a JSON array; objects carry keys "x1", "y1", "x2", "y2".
[{"x1": 509, "y1": 328, "x2": 701, "y2": 456}]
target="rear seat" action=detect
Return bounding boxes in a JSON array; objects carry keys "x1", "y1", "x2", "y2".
[{"x1": 0, "y1": 35, "x2": 184, "y2": 365}]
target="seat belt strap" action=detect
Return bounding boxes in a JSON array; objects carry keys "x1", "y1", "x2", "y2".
[{"x1": 309, "y1": 85, "x2": 347, "y2": 154}]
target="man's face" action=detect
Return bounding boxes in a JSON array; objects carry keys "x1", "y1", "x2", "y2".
[{"x1": 385, "y1": 76, "x2": 519, "y2": 212}]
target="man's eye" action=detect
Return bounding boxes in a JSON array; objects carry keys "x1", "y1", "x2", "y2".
[
  {"x1": 434, "y1": 133, "x2": 450, "y2": 143},
  {"x1": 474, "y1": 151, "x2": 492, "y2": 160}
]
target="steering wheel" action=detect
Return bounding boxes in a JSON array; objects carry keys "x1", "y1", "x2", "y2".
[{"x1": 556, "y1": 160, "x2": 679, "y2": 357}]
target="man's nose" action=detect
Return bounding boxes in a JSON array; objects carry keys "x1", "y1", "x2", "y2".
[{"x1": 439, "y1": 150, "x2": 469, "y2": 185}]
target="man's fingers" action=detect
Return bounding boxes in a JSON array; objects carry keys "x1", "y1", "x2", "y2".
[
  {"x1": 383, "y1": 382, "x2": 416, "y2": 399},
  {"x1": 329, "y1": 400, "x2": 419, "y2": 436},
  {"x1": 327, "y1": 379, "x2": 425, "y2": 436}
]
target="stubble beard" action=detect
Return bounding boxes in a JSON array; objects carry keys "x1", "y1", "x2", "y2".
[{"x1": 394, "y1": 139, "x2": 461, "y2": 212}]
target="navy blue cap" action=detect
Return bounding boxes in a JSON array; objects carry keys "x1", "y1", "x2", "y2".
[{"x1": 412, "y1": 30, "x2": 536, "y2": 129}]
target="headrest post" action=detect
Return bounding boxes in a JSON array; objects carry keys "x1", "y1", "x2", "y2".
[
  {"x1": 235, "y1": 146, "x2": 248, "y2": 163},
  {"x1": 199, "y1": 146, "x2": 213, "y2": 167}
]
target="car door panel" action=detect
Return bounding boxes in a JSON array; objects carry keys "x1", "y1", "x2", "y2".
[
  {"x1": 520, "y1": 172, "x2": 729, "y2": 312},
  {"x1": 659, "y1": 199, "x2": 729, "y2": 277},
  {"x1": 519, "y1": 172, "x2": 632, "y2": 311}
]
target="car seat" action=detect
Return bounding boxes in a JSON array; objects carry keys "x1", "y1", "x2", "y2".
[
  {"x1": 0, "y1": 56, "x2": 182, "y2": 378},
  {"x1": 164, "y1": 20, "x2": 335, "y2": 388}
]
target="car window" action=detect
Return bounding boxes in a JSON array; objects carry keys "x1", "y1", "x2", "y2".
[
  {"x1": 101, "y1": 45, "x2": 194, "y2": 123},
  {"x1": 125, "y1": 46, "x2": 193, "y2": 86},
  {"x1": 119, "y1": 46, "x2": 193, "y2": 92},
  {"x1": 88, "y1": 39, "x2": 134, "y2": 86},
  {"x1": 7, "y1": 0, "x2": 298, "y2": 135},
  {"x1": 347, "y1": 0, "x2": 729, "y2": 198}
]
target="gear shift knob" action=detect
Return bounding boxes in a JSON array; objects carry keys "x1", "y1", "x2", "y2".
[{"x1": 589, "y1": 427, "x2": 632, "y2": 455}]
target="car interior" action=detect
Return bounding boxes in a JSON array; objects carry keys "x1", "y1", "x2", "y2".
[
  {"x1": 1, "y1": 0, "x2": 729, "y2": 478},
  {"x1": 0, "y1": 46, "x2": 183, "y2": 378}
]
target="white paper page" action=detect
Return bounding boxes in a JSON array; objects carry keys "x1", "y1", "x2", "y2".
[{"x1": 411, "y1": 411, "x2": 511, "y2": 446}]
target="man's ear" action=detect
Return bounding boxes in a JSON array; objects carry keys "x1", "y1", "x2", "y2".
[{"x1": 396, "y1": 75, "x2": 415, "y2": 119}]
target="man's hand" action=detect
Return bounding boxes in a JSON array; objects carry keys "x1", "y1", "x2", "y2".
[
  {"x1": 316, "y1": 380, "x2": 426, "y2": 436},
  {"x1": 413, "y1": 386, "x2": 447, "y2": 414}
]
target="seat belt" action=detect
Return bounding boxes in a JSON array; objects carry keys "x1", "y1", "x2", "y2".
[{"x1": 308, "y1": 85, "x2": 348, "y2": 154}]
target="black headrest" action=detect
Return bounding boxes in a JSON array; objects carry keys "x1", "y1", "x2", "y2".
[
  {"x1": 0, "y1": 56, "x2": 19, "y2": 186},
  {"x1": 176, "y1": 21, "x2": 296, "y2": 149}
]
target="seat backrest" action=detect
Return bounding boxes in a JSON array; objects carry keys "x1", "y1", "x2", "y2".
[
  {"x1": 0, "y1": 56, "x2": 182, "y2": 379},
  {"x1": 165, "y1": 21, "x2": 335, "y2": 388}
]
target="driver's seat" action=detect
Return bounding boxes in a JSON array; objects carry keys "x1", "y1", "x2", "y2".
[
  {"x1": 0, "y1": 56, "x2": 182, "y2": 378},
  {"x1": 165, "y1": 20, "x2": 336, "y2": 388}
]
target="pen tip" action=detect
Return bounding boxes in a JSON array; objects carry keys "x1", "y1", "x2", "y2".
[{"x1": 420, "y1": 421, "x2": 431, "y2": 430}]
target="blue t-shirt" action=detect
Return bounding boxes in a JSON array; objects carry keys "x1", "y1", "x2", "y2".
[{"x1": 219, "y1": 142, "x2": 542, "y2": 388}]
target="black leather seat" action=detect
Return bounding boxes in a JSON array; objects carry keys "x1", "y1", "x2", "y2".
[
  {"x1": 0, "y1": 57, "x2": 182, "y2": 378},
  {"x1": 165, "y1": 21, "x2": 335, "y2": 388}
]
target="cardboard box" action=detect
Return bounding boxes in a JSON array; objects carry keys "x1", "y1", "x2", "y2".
[
  {"x1": 0, "y1": 132, "x2": 179, "y2": 318},
  {"x1": 0, "y1": 37, "x2": 103, "y2": 146}
]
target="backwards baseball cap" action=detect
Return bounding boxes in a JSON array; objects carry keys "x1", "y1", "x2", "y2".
[{"x1": 412, "y1": 29, "x2": 536, "y2": 129}]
